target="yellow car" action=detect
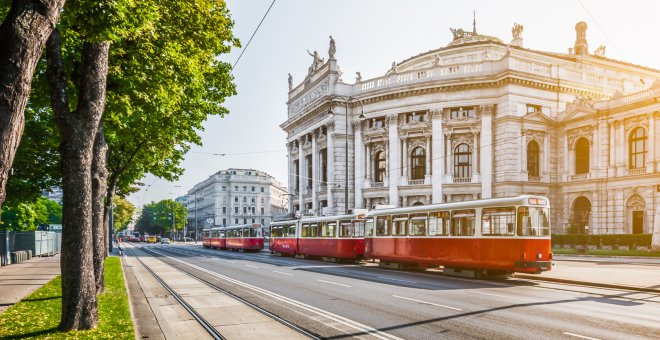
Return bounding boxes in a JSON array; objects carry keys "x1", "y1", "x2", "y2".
[{"x1": 147, "y1": 235, "x2": 157, "y2": 243}]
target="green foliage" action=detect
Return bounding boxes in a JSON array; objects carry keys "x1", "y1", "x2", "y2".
[
  {"x1": 135, "y1": 199, "x2": 187, "y2": 235},
  {"x1": 553, "y1": 234, "x2": 653, "y2": 249},
  {"x1": 113, "y1": 196, "x2": 135, "y2": 231},
  {"x1": 0, "y1": 257, "x2": 134, "y2": 339},
  {"x1": 0, "y1": 197, "x2": 61, "y2": 230},
  {"x1": 103, "y1": 0, "x2": 239, "y2": 195},
  {"x1": 42, "y1": 197, "x2": 63, "y2": 224}
]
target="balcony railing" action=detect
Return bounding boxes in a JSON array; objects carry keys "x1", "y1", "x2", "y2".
[
  {"x1": 371, "y1": 182, "x2": 384, "y2": 188},
  {"x1": 408, "y1": 179, "x2": 425, "y2": 185},
  {"x1": 627, "y1": 168, "x2": 646, "y2": 176},
  {"x1": 453, "y1": 177, "x2": 472, "y2": 183},
  {"x1": 528, "y1": 176, "x2": 541, "y2": 182},
  {"x1": 569, "y1": 173, "x2": 589, "y2": 181}
]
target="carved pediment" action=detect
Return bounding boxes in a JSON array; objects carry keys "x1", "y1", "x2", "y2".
[
  {"x1": 524, "y1": 129, "x2": 545, "y2": 143},
  {"x1": 624, "y1": 115, "x2": 649, "y2": 133},
  {"x1": 451, "y1": 133, "x2": 475, "y2": 150},
  {"x1": 567, "y1": 125, "x2": 594, "y2": 147}
]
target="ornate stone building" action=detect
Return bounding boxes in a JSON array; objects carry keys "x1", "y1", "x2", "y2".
[{"x1": 280, "y1": 21, "x2": 660, "y2": 243}]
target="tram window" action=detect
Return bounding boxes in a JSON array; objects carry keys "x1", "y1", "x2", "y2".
[
  {"x1": 353, "y1": 221, "x2": 365, "y2": 237},
  {"x1": 287, "y1": 224, "x2": 296, "y2": 237},
  {"x1": 376, "y1": 216, "x2": 391, "y2": 236},
  {"x1": 409, "y1": 213, "x2": 427, "y2": 236},
  {"x1": 451, "y1": 210, "x2": 475, "y2": 236},
  {"x1": 220, "y1": 230, "x2": 225, "y2": 238},
  {"x1": 517, "y1": 206, "x2": 550, "y2": 236},
  {"x1": 318, "y1": 222, "x2": 328, "y2": 237},
  {"x1": 482, "y1": 207, "x2": 516, "y2": 236},
  {"x1": 301, "y1": 223, "x2": 310, "y2": 237},
  {"x1": 365, "y1": 219, "x2": 374, "y2": 236},
  {"x1": 253, "y1": 228, "x2": 262, "y2": 237},
  {"x1": 392, "y1": 215, "x2": 408, "y2": 236},
  {"x1": 310, "y1": 224, "x2": 319, "y2": 237},
  {"x1": 243, "y1": 228, "x2": 250, "y2": 237},
  {"x1": 327, "y1": 222, "x2": 337, "y2": 237},
  {"x1": 339, "y1": 220, "x2": 351, "y2": 237},
  {"x1": 271, "y1": 226, "x2": 281, "y2": 237}
]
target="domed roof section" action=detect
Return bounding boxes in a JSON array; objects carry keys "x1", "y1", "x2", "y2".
[{"x1": 446, "y1": 33, "x2": 503, "y2": 47}]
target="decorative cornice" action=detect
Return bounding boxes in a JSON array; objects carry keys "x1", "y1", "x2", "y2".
[{"x1": 567, "y1": 125, "x2": 594, "y2": 147}]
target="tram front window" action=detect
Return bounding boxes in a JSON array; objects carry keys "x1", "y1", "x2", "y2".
[{"x1": 517, "y1": 207, "x2": 550, "y2": 236}]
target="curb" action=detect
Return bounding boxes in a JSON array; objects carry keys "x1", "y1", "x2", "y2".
[
  {"x1": 554, "y1": 254, "x2": 660, "y2": 260},
  {"x1": 515, "y1": 274, "x2": 660, "y2": 294}
]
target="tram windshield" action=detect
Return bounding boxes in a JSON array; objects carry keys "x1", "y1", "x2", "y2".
[{"x1": 517, "y1": 207, "x2": 550, "y2": 236}]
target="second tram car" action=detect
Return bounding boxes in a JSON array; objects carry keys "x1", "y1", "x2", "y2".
[
  {"x1": 270, "y1": 210, "x2": 368, "y2": 261},
  {"x1": 364, "y1": 195, "x2": 552, "y2": 275}
]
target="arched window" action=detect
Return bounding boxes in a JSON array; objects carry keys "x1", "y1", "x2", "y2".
[
  {"x1": 411, "y1": 147, "x2": 425, "y2": 180},
  {"x1": 374, "y1": 151, "x2": 386, "y2": 183},
  {"x1": 629, "y1": 127, "x2": 647, "y2": 169},
  {"x1": 571, "y1": 196, "x2": 591, "y2": 234},
  {"x1": 575, "y1": 138, "x2": 589, "y2": 175},
  {"x1": 454, "y1": 144, "x2": 472, "y2": 179},
  {"x1": 527, "y1": 141, "x2": 540, "y2": 178}
]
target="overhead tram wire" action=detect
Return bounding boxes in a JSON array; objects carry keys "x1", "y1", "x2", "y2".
[{"x1": 231, "y1": 0, "x2": 276, "y2": 73}]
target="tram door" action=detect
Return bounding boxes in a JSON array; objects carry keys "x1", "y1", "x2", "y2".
[{"x1": 632, "y1": 211, "x2": 644, "y2": 234}]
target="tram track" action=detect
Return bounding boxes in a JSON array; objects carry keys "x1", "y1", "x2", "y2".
[{"x1": 138, "y1": 247, "x2": 321, "y2": 339}]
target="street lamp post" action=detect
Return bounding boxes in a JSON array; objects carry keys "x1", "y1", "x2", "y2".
[{"x1": 328, "y1": 96, "x2": 365, "y2": 214}]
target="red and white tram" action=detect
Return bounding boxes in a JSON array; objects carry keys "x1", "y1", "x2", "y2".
[
  {"x1": 202, "y1": 224, "x2": 264, "y2": 252},
  {"x1": 364, "y1": 195, "x2": 552, "y2": 275},
  {"x1": 270, "y1": 210, "x2": 368, "y2": 261}
]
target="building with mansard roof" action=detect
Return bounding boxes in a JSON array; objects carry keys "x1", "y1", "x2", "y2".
[{"x1": 280, "y1": 21, "x2": 660, "y2": 246}]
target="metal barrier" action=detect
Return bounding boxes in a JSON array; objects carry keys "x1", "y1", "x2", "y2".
[{"x1": 0, "y1": 231, "x2": 62, "y2": 265}]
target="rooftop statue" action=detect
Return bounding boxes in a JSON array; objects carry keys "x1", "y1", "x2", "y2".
[
  {"x1": 355, "y1": 71, "x2": 362, "y2": 83},
  {"x1": 307, "y1": 50, "x2": 324, "y2": 74},
  {"x1": 450, "y1": 27, "x2": 465, "y2": 40},
  {"x1": 512, "y1": 23, "x2": 523, "y2": 39},
  {"x1": 329, "y1": 36, "x2": 336, "y2": 59},
  {"x1": 594, "y1": 44, "x2": 606, "y2": 57},
  {"x1": 288, "y1": 73, "x2": 293, "y2": 91}
]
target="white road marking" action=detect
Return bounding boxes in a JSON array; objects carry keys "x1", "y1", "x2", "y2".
[
  {"x1": 273, "y1": 270, "x2": 293, "y2": 276},
  {"x1": 245, "y1": 264, "x2": 259, "y2": 268},
  {"x1": 469, "y1": 290, "x2": 538, "y2": 302},
  {"x1": 392, "y1": 295, "x2": 462, "y2": 311},
  {"x1": 377, "y1": 276, "x2": 418, "y2": 284},
  {"x1": 317, "y1": 279, "x2": 351, "y2": 288},
  {"x1": 563, "y1": 332, "x2": 601, "y2": 340},
  {"x1": 148, "y1": 249, "x2": 403, "y2": 340}
]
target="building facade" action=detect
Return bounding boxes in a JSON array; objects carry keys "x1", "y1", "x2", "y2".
[
  {"x1": 280, "y1": 21, "x2": 660, "y2": 243},
  {"x1": 185, "y1": 168, "x2": 288, "y2": 230}
]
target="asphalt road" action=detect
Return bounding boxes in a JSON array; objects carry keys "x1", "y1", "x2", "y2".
[{"x1": 135, "y1": 243, "x2": 660, "y2": 340}]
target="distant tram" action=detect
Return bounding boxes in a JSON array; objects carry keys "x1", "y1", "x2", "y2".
[
  {"x1": 202, "y1": 224, "x2": 264, "y2": 252},
  {"x1": 365, "y1": 195, "x2": 552, "y2": 275},
  {"x1": 269, "y1": 210, "x2": 368, "y2": 261}
]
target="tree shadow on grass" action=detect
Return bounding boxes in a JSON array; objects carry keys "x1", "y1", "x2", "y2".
[
  {"x1": 0, "y1": 326, "x2": 59, "y2": 340},
  {"x1": 23, "y1": 295, "x2": 60, "y2": 302}
]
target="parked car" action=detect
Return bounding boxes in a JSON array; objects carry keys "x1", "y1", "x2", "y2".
[
  {"x1": 184, "y1": 237, "x2": 193, "y2": 242},
  {"x1": 161, "y1": 238, "x2": 170, "y2": 244},
  {"x1": 147, "y1": 235, "x2": 157, "y2": 243}
]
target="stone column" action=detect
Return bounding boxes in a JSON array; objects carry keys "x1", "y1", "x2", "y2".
[
  {"x1": 648, "y1": 112, "x2": 656, "y2": 172},
  {"x1": 617, "y1": 121, "x2": 624, "y2": 168},
  {"x1": 480, "y1": 105, "x2": 493, "y2": 198},
  {"x1": 287, "y1": 142, "x2": 294, "y2": 213},
  {"x1": 424, "y1": 135, "x2": 431, "y2": 184},
  {"x1": 354, "y1": 121, "x2": 364, "y2": 208},
  {"x1": 542, "y1": 133, "x2": 549, "y2": 180},
  {"x1": 311, "y1": 131, "x2": 318, "y2": 214},
  {"x1": 447, "y1": 133, "x2": 453, "y2": 179},
  {"x1": 431, "y1": 109, "x2": 444, "y2": 203},
  {"x1": 388, "y1": 115, "x2": 400, "y2": 206},
  {"x1": 563, "y1": 134, "x2": 570, "y2": 177},
  {"x1": 298, "y1": 136, "x2": 305, "y2": 214},
  {"x1": 473, "y1": 131, "x2": 480, "y2": 179},
  {"x1": 365, "y1": 143, "x2": 372, "y2": 185},
  {"x1": 326, "y1": 123, "x2": 335, "y2": 214},
  {"x1": 402, "y1": 137, "x2": 408, "y2": 182},
  {"x1": 609, "y1": 122, "x2": 615, "y2": 167}
]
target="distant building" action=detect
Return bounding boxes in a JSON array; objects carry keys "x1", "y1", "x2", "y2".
[
  {"x1": 281, "y1": 20, "x2": 660, "y2": 242},
  {"x1": 41, "y1": 186, "x2": 63, "y2": 205},
  {"x1": 185, "y1": 168, "x2": 288, "y2": 231}
]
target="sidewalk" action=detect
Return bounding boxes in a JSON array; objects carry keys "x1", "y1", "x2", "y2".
[
  {"x1": 0, "y1": 254, "x2": 60, "y2": 314},
  {"x1": 516, "y1": 257, "x2": 660, "y2": 293}
]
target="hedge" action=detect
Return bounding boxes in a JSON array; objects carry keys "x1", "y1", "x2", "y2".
[{"x1": 552, "y1": 234, "x2": 652, "y2": 248}]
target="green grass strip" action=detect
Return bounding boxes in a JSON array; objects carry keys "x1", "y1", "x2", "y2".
[
  {"x1": 0, "y1": 256, "x2": 134, "y2": 339},
  {"x1": 553, "y1": 248, "x2": 660, "y2": 257}
]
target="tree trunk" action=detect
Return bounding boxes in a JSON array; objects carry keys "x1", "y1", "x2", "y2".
[
  {"x1": 92, "y1": 127, "x2": 108, "y2": 294},
  {"x1": 103, "y1": 174, "x2": 118, "y2": 254},
  {"x1": 47, "y1": 28, "x2": 110, "y2": 331},
  {"x1": 0, "y1": 0, "x2": 65, "y2": 208}
]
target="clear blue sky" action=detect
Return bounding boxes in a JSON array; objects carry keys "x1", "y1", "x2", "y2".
[{"x1": 128, "y1": 0, "x2": 660, "y2": 207}]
